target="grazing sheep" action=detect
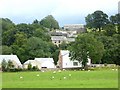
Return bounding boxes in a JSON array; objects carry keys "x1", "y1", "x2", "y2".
[
  {"x1": 88, "y1": 70, "x2": 90, "y2": 72},
  {"x1": 53, "y1": 71, "x2": 56, "y2": 74},
  {"x1": 112, "y1": 69, "x2": 114, "y2": 71},
  {"x1": 63, "y1": 77, "x2": 66, "y2": 79},
  {"x1": 42, "y1": 70, "x2": 45, "y2": 72},
  {"x1": 52, "y1": 76, "x2": 54, "y2": 79},
  {"x1": 37, "y1": 74, "x2": 39, "y2": 76},
  {"x1": 63, "y1": 69, "x2": 66, "y2": 71},
  {"x1": 20, "y1": 76, "x2": 23, "y2": 79},
  {"x1": 69, "y1": 74, "x2": 71, "y2": 77},
  {"x1": 58, "y1": 70, "x2": 61, "y2": 73}
]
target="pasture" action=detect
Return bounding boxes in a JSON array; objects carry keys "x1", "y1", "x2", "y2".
[{"x1": 2, "y1": 68, "x2": 118, "y2": 88}]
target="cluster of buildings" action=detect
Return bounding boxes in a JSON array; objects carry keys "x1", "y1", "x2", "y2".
[
  {"x1": 0, "y1": 24, "x2": 89, "y2": 71},
  {"x1": 0, "y1": 50, "x2": 91, "y2": 70},
  {"x1": 50, "y1": 24, "x2": 86, "y2": 46}
]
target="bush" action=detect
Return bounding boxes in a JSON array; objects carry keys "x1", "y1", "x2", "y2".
[
  {"x1": 32, "y1": 66, "x2": 39, "y2": 71},
  {"x1": 27, "y1": 63, "x2": 32, "y2": 70}
]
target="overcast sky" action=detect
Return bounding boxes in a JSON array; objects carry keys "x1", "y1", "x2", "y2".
[{"x1": 0, "y1": 0, "x2": 119, "y2": 26}]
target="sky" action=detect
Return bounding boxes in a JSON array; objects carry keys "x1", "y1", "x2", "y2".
[{"x1": 0, "y1": 0, "x2": 119, "y2": 27}]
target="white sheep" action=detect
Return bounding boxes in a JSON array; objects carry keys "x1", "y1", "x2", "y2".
[
  {"x1": 37, "y1": 74, "x2": 39, "y2": 76},
  {"x1": 20, "y1": 76, "x2": 23, "y2": 79}
]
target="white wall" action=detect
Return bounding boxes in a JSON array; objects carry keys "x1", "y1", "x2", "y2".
[
  {"x1": 61, "y1": 51, "x2": 91, "y2": 68},
  {"x1": 62, "y1": 53, "x2": 82, "y2": 68},
  {"x1": 41, "y1": 61, "x2": 56, "y2": 68}
]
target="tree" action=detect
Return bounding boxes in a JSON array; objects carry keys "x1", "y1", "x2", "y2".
[
  {"x1": 96, "y1": 35, "x2": 119, "y2": 64},
  {"x1": 11, "y1": 32, "x2": 28, "y2": 63},
  {"x1": 1, "y1": 18, "x2": 15, "y2": 32},
  {"x1": 69, "y1": 33, "x2": 104, "y2": 68},
  {"x1": 28, "y1": 63, "x2": 32, "y2": 70},
  {"x1": 103, "y1": 24, "x2": 117, "y2": 36},
  {"x1": 110, "y1": 14, "x2": 120, "y2": 34},
  {"x1": 2, "y1": 28, "x2": 16, "y2": 46},
  {"x1": 32, "y1": 19, "x2": 39, "y2": 24},
  {"x1": 16, "y1": 23, "x2": 34, "y2": 38},
  {"x1": 33, "y1": 28, "x2": 51, "y2": 42},
  {"x1": 40, "y1": 15, "x2": 59, "y2": 29},
  {"x1": 26, "y1": 37, "x2": 52, "y2": 59},
  {"x1": 59, "y1": 41, "x2": 68, "y2": 50},
  {"x1": 7, "y1": 60, "x2": 14, "y2": 69},
  {"x1": 85, "y1": 10, "x2": 109, "y2": 31},
  {"x1": 1, "y1": 59, "x2": 7, "y2": 71},
  {"x1": 0, "y1": 45, "x2": 12, "y2": 54}
]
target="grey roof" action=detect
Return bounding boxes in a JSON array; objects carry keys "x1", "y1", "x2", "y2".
[
  {"x1": 51, "y1": 36, "x2": 67, "y2": 41},
  {"x1": 64, "y1": 24, "x2": 84, "y2": 29}
]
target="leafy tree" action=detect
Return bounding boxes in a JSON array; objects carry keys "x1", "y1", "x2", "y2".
[
  {"x1": 2, "y1": 28, "x2": 16, "y2": 46},
  {"x1": 110, "y1": 14, "x2": 120, "y2": 24},
  {"x1": 48, "y1": 43, "x2": 59, "y2": 65},
  {"x1": 7, "y1": 60, "x2": 14, "y2": 69},
  {"x1": 33, "y1": 28, "x2": 51, "y2": 42},
  {"x1": 11, "y1": 32, "x2": 28, "y2": 63},
  {"x1": 32, "y1": 19, "x2": 39, "y2": 24},
  {"x1": 1, "y1": 18, "x2": 15, "y2": 32},
  {"x1": 85, "y1": 14, "x2": 94, "y2": 29},
  {"x1": 13, "y1": 32, "x2": 27, "y2": 47},
  {"x1": 26, "y1": 37, "x2": 51, "y2": 59},
  {"x1": 85, "y1": 10, "x2": 109, "y2": 31},
  {"x1": 1, "y1": 59, "x2": 7, "y2": 71},
  {"x1": 69, "y1": 33, "x2": 104, "y2": 68},
  {"x1": 59, "y1": 41, "x2": 68, "y2": 50},
  {"x1": 103, "y1": 24, "x2": 117, "y2": 36},
  {"x1": 0, "y1": 45, "x2": 12, "y2": 54},
  {"x1": 96, "y1": 35, "x2": 119, "y2": 64},
  {"x1": 110, "y1": 15, "x2": 117, "y2": 24},
  {"x1": 40, "y1": 15, "x2": 59, "y2": 29},
  {"x1": 16, "y1": 23, "x2": 34, "y2": 38},
  {"x1": 32, "y1": 66, "x2": 39, "y2": 71},
  {"x1": 28, "y1": 63, "x2": 32, "y2": 70},
  {"x1": 110, "y1": 14, "x2": 120, "y2": 34}
]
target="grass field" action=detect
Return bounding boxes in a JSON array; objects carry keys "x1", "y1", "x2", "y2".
[{"x1": 2, "y1": 68, "x2": 118, "y2": 88}]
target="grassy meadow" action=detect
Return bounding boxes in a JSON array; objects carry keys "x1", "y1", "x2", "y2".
[{"x1": 2, "y1": 67, "x2": 118, "y2": 88}]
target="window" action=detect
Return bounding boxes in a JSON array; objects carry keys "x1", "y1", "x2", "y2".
[
  {"x1": 73, "y1": 62, "x2": 78, "y2": 66},
  {"x1": 59, "y1": 40, "x2": 61, "y2": 43}
]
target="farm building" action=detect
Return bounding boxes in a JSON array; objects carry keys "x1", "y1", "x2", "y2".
[
  {"x1": 51, "y1": 36, "x2": 67, "y2": 46},
  {"x1": 0, "y1": 55, "x2": 22, "y2": 68},
  {"x1": 57, "y1": 50, "x2": 91, "y2": 69},
  {"x1": 64, "y1": 24, "x2": 86, "y2": 33},
  {"x1": 23, "y1": 60, "x2": 41, "y2": 69},
  {"x1": 24, "y1": 58, "x2": 56, "y2": 69},
  {"x1": 35, "y1": 58, "x2": 56, "y2": 68}
]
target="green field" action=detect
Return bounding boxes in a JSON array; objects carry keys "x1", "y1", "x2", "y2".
[{"x1": 2, "y1": 68, "x2": 118, "y2": 88}]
